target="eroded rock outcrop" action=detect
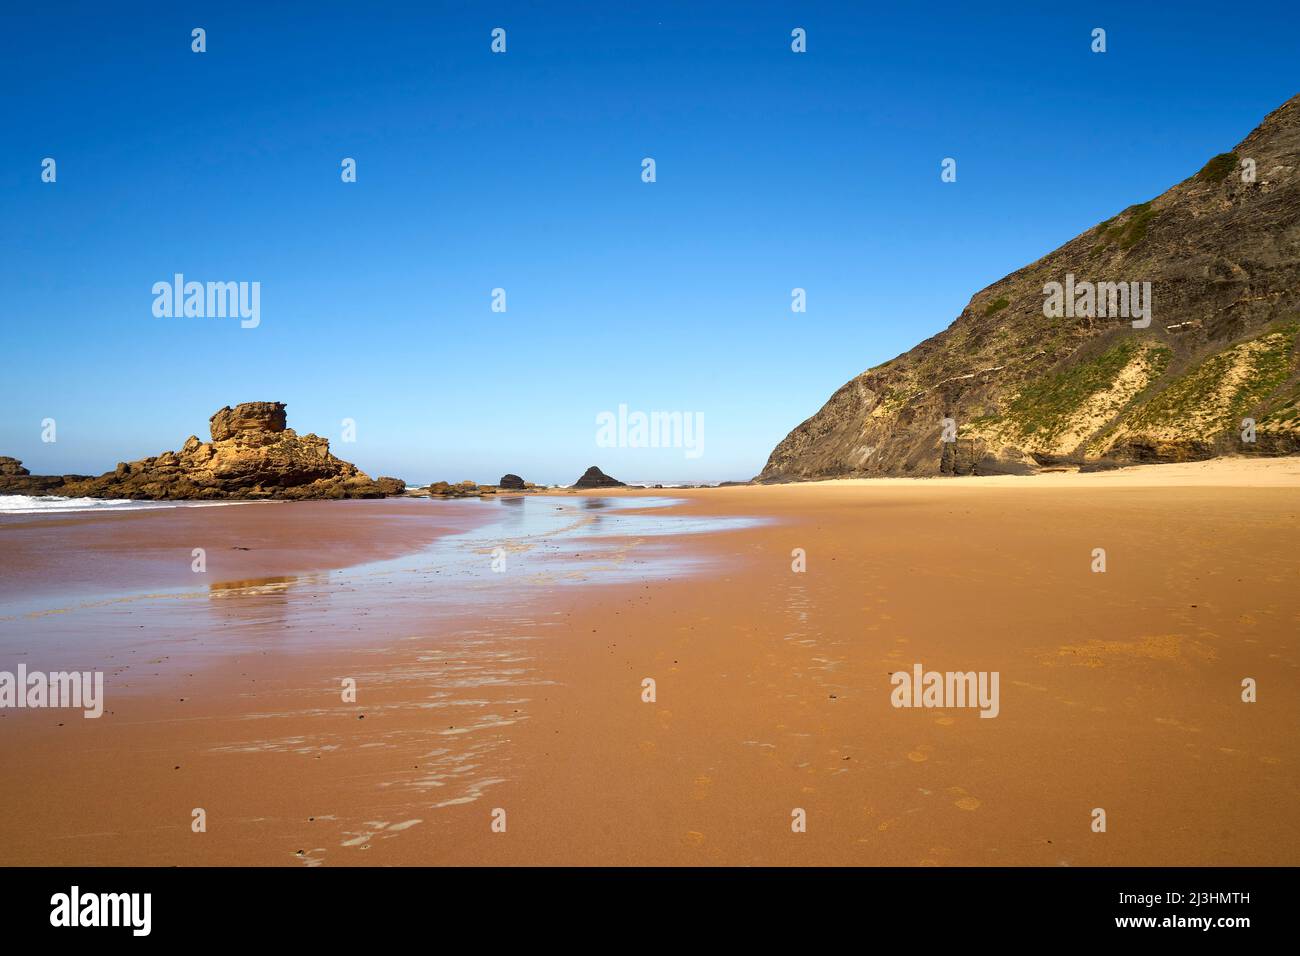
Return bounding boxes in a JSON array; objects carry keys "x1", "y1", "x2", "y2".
[
  {"x1": 424, "y1": 480, "x2": 487, "y2": 498},
  {"x1": 374, "y1": 476, "x2": 407, "y2": 496},
  {"x1": 0, "y1": 402, "x2": 401, "y2": 500},
  {"x1": 209, "y1": 401, "x2": 287, "y2": 442},
  {"x1": 498, "y1": 474, "x2": 526, "y2": 490}
]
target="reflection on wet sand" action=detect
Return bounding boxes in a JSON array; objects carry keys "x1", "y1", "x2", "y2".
[
  {"x1": 209, "y1": 575, "x2": 302, "y2": 595},
  {"x1": 206, "y1": 574, "x2": 323, "y2": 631}
]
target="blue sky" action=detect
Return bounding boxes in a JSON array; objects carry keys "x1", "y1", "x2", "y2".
[{"x1": 2, "y1": 2, "x2": 1297, "y2": 484}]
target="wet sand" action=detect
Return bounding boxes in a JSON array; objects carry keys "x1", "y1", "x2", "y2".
[
  {"x1": 0, "y1": 498, "x2": 492, "y2": 603},
  {"x1": 0, "y1": 459, "x2": 1297, "y2": 866}
]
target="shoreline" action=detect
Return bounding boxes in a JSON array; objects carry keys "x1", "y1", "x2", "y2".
[
  {"x1": 754, "y1": 455, "x2": 1300, "y2": 489},
  {"x1": 6, "y1": 453, "x2": 1298, "y2": 510}
]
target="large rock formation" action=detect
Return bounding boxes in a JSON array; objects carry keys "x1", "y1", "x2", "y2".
[
  {"x1": 498, "y1": 473, "x2": 526, "y2": 490},
  {"x1": 0, "y1": 402, "x2": 405, "y2": 500},
  {"x1": 760, "y1": 93, "x2": 1300, "y2": 480},
  {"x1": 572, "y1": 466, "x2": 626, "y2": 488}
]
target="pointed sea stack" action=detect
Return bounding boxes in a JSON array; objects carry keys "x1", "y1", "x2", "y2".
[{"x1": 572, "y1": 466, "x2": 625, "y2": 488}]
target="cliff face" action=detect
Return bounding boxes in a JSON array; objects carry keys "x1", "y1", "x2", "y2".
[
  {"x1": 760, "y1": 93, "x2": 1300, "y2": 481},
  {"x1": 0, "y1": 402, "x2": 405, "y2": 500}
]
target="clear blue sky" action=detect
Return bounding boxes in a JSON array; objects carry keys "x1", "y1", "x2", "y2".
[{"x1": 2, "y1": 2, "x2": 1297, "y2": 484}]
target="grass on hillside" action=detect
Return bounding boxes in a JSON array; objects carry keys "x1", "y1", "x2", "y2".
[
  {"x1": 983, "y1": 297, "x2": 1010, "y2": 317},
  {"x1": 1195, "y1": 152, "x2": 1240, "y2": 185},
  {"x1": 1124, "y1": 324, "x2": 1298, "y2": 434},
  {"x1": 1002, "y1": 339, "x2": 1169, "y2": 442},
  {"x1": 1093, "y1": 202, "x2": 1156, "y2": 254}
]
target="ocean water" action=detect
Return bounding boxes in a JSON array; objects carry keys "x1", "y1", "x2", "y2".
[
  {"x1": 0, "y1": 494, "x2": 259, "y2": 515},
  {"x1": 359, "y1": 495, "x2": 760, "y2": 583},
  {"x1": 0, "y1": 496, "x2": 768, "y2": 667}
]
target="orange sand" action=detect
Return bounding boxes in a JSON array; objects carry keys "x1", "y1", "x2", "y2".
[{"x1": 0, "y1": 458, "x2": 1296, "y2": 866}]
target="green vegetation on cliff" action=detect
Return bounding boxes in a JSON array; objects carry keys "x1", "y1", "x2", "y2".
[
  {"x1": 1002, "y1": 340, "x2": 1169, "y2": 442},
  {"x1": 1123, "y1": 324, "x2": 1298, "y2": 435}
]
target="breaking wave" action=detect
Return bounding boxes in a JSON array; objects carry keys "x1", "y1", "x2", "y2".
[{"x1": 0, "y1": 495, "x2": 260, "y2": 515}]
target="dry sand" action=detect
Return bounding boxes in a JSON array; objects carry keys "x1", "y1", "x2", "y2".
[{"x1": 0, "y1": 457, "x2": 1296, "y2": 866}]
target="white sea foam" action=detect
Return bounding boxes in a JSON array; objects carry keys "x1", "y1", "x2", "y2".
[{"x1": 0, "y1": 495, "x2": 261, "y2": 515}]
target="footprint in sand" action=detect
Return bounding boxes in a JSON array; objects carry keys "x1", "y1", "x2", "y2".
[
  {"x1": 907, "y1": 744, "x2": 933, "y2": 762},
  {"x1": 945, "y1": 785, "x2": 981, "y2": 811},
  {"x1": 692, "y1": 774, "x2": 712, "y2": 800}
]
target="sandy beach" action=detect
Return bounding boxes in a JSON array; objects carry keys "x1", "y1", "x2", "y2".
[{"x1": 0, "y1": 458, "x2": 1296, "y2": 866}]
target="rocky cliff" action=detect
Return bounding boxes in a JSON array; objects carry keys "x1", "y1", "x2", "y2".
[
  {"x1": 760, "y1": 93, "x2": 1300, "y2": 481},
  {"x1": 0, "y1": 402, "x2": 405, "y2": 500}
]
